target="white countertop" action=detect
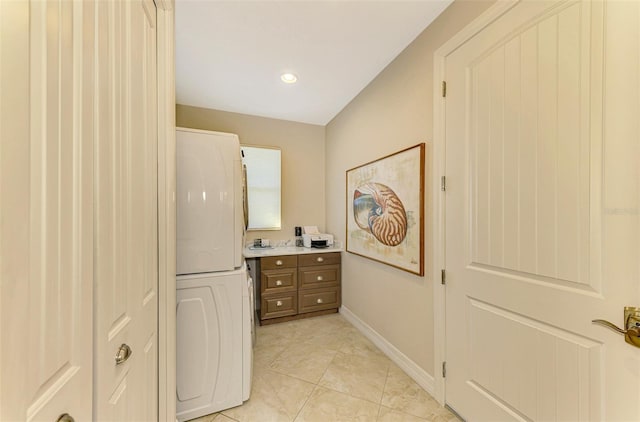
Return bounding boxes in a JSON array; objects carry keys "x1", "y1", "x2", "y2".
[{"x1": 243, "y1": 245, "x2": 343, "y2": 258}]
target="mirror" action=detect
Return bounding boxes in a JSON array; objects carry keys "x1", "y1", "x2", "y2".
[{"x1": 241, "y1": 145, "x2": 281, "y2": 230}]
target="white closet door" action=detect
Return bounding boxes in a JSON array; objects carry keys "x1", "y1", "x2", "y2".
[
  {"x1": 444, "y1": 1, "x2": 640, "y2": 420},
  {"x1": 0, "y1": 1, "x2": 95, "y2": 420},
  {"x1": 93, "y1": 0, "x2": 158, "y2": 420}
]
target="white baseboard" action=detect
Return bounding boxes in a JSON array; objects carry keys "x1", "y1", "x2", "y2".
[{"x1": 339, "y1": 306, "x2": 435, "y2": 396}]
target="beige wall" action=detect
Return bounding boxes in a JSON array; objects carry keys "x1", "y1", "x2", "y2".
[
  {"x1": 325, "y1": 0, "x2": 494, "y2": 375},
  {"x1": 176, "y1": 105, "x2": 326, "y2": 244},
  {"x1": 176, "y1": 0, "x2": 494, "y2": 379}
]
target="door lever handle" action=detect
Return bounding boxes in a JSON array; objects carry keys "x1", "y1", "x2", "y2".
[
  {"x1": 591, "y1": 319, "x2": 636, "y2": 335},
  {"x1": 592, "y1": 307, "x2": 640, "y2": 348}
]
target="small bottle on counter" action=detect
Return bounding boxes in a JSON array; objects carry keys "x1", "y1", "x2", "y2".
[{"x1": 295, "y1": 226, "x2": 303, "y2": 247}]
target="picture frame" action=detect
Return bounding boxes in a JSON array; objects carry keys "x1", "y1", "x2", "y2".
[{"x1": 346, "y1": 143, "x2": 425, "y2": 276}]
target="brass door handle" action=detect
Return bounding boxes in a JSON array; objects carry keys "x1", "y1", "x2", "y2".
[
  {"x1": 57, "y1": 414, "x2": 74, "y2": 422},
  {"x1": 592, "y1": 319, "x2": 631, "y2": 334},
  {"x1": 115, "y1": 343, "x2": 132, "y2": 365},
  {"x1": 592, "y1": 307, "x2": 640, "y2": 348}
]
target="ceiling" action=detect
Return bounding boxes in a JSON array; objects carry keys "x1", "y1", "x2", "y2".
[{"x1": 175, "y1": 1, "x2": 453, "y2": 126}]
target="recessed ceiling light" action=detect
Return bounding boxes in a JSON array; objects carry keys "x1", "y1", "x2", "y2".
[{"x1": 281, "y1": 73, "x2": 298, "y2": 84}]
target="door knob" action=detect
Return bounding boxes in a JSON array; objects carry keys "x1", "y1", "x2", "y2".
[
  {"x1": 592, "y1": 307, "x2": 640, "y2": 348},
  {"x1": 56, "y1": 414, "x2": 74, "y2": 422},
  {"x1": 115, "y1": 343, "x2": 132, "y2": 365}
]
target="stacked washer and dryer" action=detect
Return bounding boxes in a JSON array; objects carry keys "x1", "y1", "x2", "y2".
[{"x1": 175, "y1": 127, "x2": 254, "y2": 422}]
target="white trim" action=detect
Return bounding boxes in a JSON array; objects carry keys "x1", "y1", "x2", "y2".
[
  {"x1": 0, "y1": 6, "x2": 4, "y2": 419},
  {"x1": 431, "y1": 0, "x2": 519, "y2": 407},
  {"x1": 157, "y1": 2, "x2": 176, "y2": 421},
  {"x1": 432, "y1": 45, "x2": 447, "y2": 407},
  {"x1": 339, "y1": 306, "x2": 434, "y2": 396}
]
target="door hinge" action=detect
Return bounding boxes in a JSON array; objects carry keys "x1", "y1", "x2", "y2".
[
  {"x1": 442, "y1": 81, "x2": 447, "y2": 97},
  {"x1": 441, "y1": 176, "x2": 446, "y2": 191},
  {"x1": 442, "y1": 361, "x2": 447, "y2": 378},
  {"x1": 441, "y1": 269, "x2": 446, "y2": 285}
]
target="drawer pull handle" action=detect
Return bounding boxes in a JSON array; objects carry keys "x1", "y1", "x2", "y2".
[
  {"x1": 276, "y1": 259, "x2": 283, "y2": 266},
  {"x1": 317, "y1": 257, "x2": 324, "y2": 262},
  {"x1": 317, "y1": 275, "x2": 324, "y2": 281},
  {"x1": 276, "y1": 280, "x2": 282, "y2": 286},
  {"x1": 276, "y1": 300, "x2": 283, "y2": 307},
  {"x1": 316, "y1": 298, "x2": 324, "y2": 304}
]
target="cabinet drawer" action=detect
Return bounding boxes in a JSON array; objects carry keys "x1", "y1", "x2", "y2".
[
  {"x1": 298, "y1": 287, "x2": 340, "y2": 313},
  {"x1": 261, "y1": 255, "x2": 297, "y2": 270},
  {"x1": 261, "y1": 268, "x2": 297, "y2": 294},
  {"x1": 298, "y1": 264, "x2": 340, "y2": 289},
  {"x1": 298, "y1": 252, "x2": 340, "y2": 267},
  {"x1": 261, "y1": 292, "x2": 297, "y2": 320}
]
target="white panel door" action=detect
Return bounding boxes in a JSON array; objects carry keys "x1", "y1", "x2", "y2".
[
  {"x1": 0, "y1": 1, "x2": 94, "y2": 420},
  {"x1": 444, "y1": 0, "x2": 639, "y2": 420},
  {"x1": 94, "y1": 0, "x2": 158, "y2": 420}
]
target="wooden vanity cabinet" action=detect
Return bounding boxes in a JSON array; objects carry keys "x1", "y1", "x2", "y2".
[{"x1": 258, "y1": 252, "x2": 341, "y2": 324}]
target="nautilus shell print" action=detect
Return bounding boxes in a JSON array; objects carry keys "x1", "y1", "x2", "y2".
[{"x1": 353, "y1": 183, "x2": 407, "y2": 246}]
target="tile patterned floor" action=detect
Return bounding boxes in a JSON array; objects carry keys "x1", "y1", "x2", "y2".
[{"x1": 190, "y1": 313, "x2": 458, "y2": 422}]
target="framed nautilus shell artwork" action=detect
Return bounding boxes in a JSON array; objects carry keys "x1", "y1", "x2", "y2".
[{"x1": 346, "y1": 143, "x2": 425, "y2": 275}]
